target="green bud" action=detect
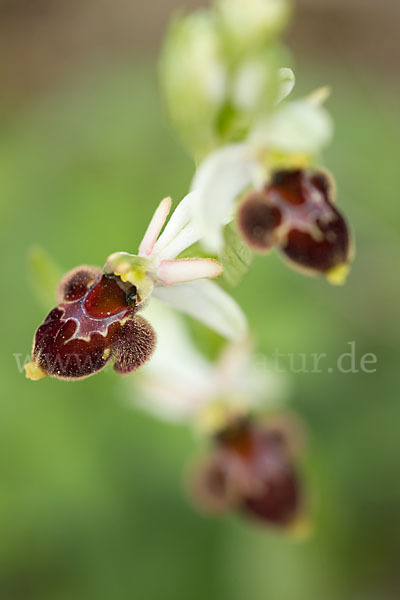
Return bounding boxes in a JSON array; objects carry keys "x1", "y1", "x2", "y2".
[
  {"x1": 216, "y1": 0, "x2": 291, "y2": 54},
  {"x1": 160, "y1": 2, "x2": 292, "y2": 158},
  {"x1": 160, "y1": 11, "x2": 227, "y2": 158}
]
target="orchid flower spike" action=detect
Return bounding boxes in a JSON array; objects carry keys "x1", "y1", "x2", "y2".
[{"x1": 25, "y1": 192, "x2": 247, "y2": 382}]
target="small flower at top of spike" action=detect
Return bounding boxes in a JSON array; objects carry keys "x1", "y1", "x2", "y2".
[{"x1": 189, "y1": 84, "x2": 334, "y2": 253}]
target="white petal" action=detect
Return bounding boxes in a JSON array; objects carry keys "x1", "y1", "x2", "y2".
[
  {"x1": 153, "y1": 279, "x2": 248, "y2": 341},
  {"x1": 136, "y1": 299, "x2": 214, "y2": 422},
  {"x1": 276, "y1": 67, "x2": 295, "y2": 104},
  {"x1": 215, "y1": 343, "x2": 288, "y2": 410},
  {"x1": 142, "y1": 300, "x2": 211, "y2": 377},
  {"x1": 138, "y1": 197, "x2": 172, "y2": 256},
  {"x1": 250, "y1": 97, "x2": 334, "y2": 155},
  {"x1": 190, "y1": 144, "x2": 261, "y2": 253},
  {"x1": 157, "y1": 258, "x2": 223, "y2": 286},
  {"x1": 137, "y1": 377, "x2": 206, "y2": 423},
  {"x1": 216, "y1": 0, "x2": 289, "y2": 45},
  {"x1": 152, "y1": 191, "x2": 202, "y2": 260}
]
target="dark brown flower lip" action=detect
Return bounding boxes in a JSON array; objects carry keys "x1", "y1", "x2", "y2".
[
  {"x1": 189, "y1": 415, "x2": 306, "y2": 529},
  {"x1": 59, "y1": 297, "x2": 131, "y2": 343},
  {"x1": 236, "y1": 168, "x2": 353, "y2": 283},
  {"x1": 25, "y1": 267, "x2": 155, "y2": 381},
  {"x1": 57, "y1": 266, "x2": 102, "y2": 303},
  {"x1": 259, "y1": 169, "x2": 338, "y2": 245},
  {"x1": 281, "y1": 208, "x2": 350, "y2": 276},
  {"x1": 53, "y1": 273, "x2": 136, "y2": 344},
  {"x1": 237, "y1": 191, "x2": 283, "y2": 252}
]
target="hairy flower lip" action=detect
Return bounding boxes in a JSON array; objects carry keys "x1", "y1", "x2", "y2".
[
  {"x1": 188, "y1": 414, "x2": 306, "y2": 528},
  {"x1": 58, "y1": 274, "x2": 135, "y2": 342},
  {"x1": 236, "y1": 169, "x2": 353, "y2": 282},
  {"x1": 26, "y1": 191, "x2": 247, "y2": 382},
  {"x1": 60, "y1": 301, "x2": 131, "y2": 342},
  {"x1": 26, "y1": 270, "x2": 155, "y2": 381},
  {"x1": 263, "y1": 169, "x2": 337, "y2": 243},
  {"x1": 190, "y1": 86, "x2": 334, "y2": 254},
  {"x1": 57, "y1": 265, "x2": 102, "y2": 304},
  {"x1": 237, "y1": 190, "x2": 283, "y2": 252}
]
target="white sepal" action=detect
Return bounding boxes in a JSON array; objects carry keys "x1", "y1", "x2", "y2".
[
  {"x1": 137, "y1": 300, "x2": 214, "y2": 422},
  {"x1": 250, "y1": 96, "x2": 334, "y2": 155},
  {"x1": 134, "y1": 301, "x2": 287, "y2": 424},
  {"x1": 190, "y1": 144, "x2": 261, "y2": 252},
  {"x1": 152, "y1": 191, "x2": 203, "y2": 260},
  {"x1": 153, "y1": 279, "x2": 248, "y2": 342}
]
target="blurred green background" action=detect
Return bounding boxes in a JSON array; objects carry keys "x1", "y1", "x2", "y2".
[{"x1": 1, "y1": 1, "x2": 400, "y2": 598}]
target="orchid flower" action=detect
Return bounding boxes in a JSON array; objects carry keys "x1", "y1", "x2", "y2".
[
  {"x1": 25, "y1": 192, "x2": 247, "y2": 381},
  {"x1": 189, "y1": 413, "x2": 308, "y2": 531},
  {"x1": 129, "y1": 300, "x2": 305, "y2": 531},
  {"x1": 190, "y1": 83, "x2": 334, "y2": 253}
]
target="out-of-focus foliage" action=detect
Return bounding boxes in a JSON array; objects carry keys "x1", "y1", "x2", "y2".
[
  {"x1": 27, "y1": 246, "x2": 63, "y2": 310},
  {"x1": 1, "y1": 59, "x2": 400, "y2": 600}
]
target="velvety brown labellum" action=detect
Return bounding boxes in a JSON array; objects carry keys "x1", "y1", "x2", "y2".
[
  {"x1": 237, "y1": 169, "x2": 352, "y2": 280},
  {"x1": 282, "y1": 210, "x2": 349, "y2": 274},
  {"x1": 27, "y1": 267, "x2": 155, "y2": 381},
  {"x1": 237, "y1": 192, "x2": 282, "y2": 252},
  {"x1": 191, "y1": 416, "x2": 303, "y2": 527}
]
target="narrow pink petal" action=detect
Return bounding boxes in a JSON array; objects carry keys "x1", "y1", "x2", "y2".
[
  {"x1": 139, "y1": 197, "x2": 172, "y2": 256},
  {"x1": 157, "y1": 258, "x2": 223, "y2": 286}
]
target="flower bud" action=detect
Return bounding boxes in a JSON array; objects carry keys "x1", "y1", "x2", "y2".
[
  {"x1": 160, "y1": 11, "x2": 226, "y2": 157},
  {"x1": 189, "y1": 415, "x2": 304, "y2": 528},
  {"x1": 237, "y1": 169, "x2": 353, "y2": 284},
  {"x1": 25, "y1": 267, "x2": 155, "y2": 381},
  {"x1": 216, "y1": 0, "x2": 290, "y2": 52}
]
